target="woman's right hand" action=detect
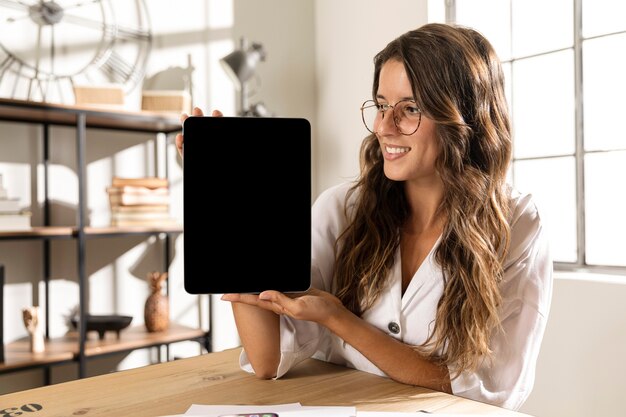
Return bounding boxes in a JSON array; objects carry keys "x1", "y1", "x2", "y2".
[{"x1": 175, "y1": 107, "x2": 223, "y2": 157}]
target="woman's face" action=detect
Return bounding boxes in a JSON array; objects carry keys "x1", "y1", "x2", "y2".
[{"x1": 375, "y1": 59, "x2": 440, "y2": 186}]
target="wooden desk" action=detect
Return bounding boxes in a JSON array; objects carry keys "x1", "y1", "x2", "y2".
[{"x1": 0, "y1": 348, "x2": 529, "y2": 416}]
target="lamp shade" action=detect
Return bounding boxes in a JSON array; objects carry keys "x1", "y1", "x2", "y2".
[{"x1": 219, "y1": 41, "x2": 266, "y2": 89}]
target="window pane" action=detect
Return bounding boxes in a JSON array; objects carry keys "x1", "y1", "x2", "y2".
[
  {"x1": 512, "y1": 0, "x2": 573, "y2": 57},
  {"x1": 455, "y1": 0, "x2": 511, "y2": 61},
  {"x1": 513, "y1": 157, "x2": 577, "y2": 263},
  {"x1": 502, "y1": 62, "x2": 512, "y2": 118},
  {"x1": 583, "y1": 34, "x2": 626, "y2": 151},
  {"x1": 583, "y1": 0, "x2": 626, "y2": 38},
  {"x1": 512, "y1": 51, "x2": 575, "y2": 159},
  {"x1": 585, "y1": 151, "x2": 626, "y2": 266}
]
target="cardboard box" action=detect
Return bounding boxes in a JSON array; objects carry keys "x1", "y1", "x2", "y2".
[
  {"x1": 141, "y1": 90, "x2": 191, "y2": 114},
  {"x1": 73, "y1": 84, "x2": 125, "y2": 107}
]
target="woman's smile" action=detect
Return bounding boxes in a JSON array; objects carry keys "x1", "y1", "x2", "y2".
[{"x1": 383, "y1": 143, "x2": 411, "y2": 160}]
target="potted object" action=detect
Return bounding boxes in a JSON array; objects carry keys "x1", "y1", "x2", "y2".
[{"x1": 144, "y1": 272, "x2": 169, "y2": 332}]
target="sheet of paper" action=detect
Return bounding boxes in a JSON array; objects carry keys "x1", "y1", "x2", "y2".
[
  {"x1": 280, "y1": 407, "x2": 356, "y2": 417},
  {"x1": 184, "y1": 403, "x2": 303, "y2": 416},
  {"x1": 357, "y1": 413, "x2": 507, "y2": 416},
  {"x1": 177, "y1": 404, "x2": 356, "y2": 417},
  {"x1": 356, "y1": 413, "x2": 429, "y2": 416}
]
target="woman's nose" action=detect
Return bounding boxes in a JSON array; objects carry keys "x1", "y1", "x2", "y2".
[{"x1": 376, "y1": 112, "x2": 398, "y2": 135}]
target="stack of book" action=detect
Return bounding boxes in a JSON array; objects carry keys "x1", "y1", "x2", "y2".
[
  {"x1": 107, "y1": 177, "x2": 176, "y2": 227},
  {"x1": 0, "y1": 174, "x2": 31, "y2": 232}
]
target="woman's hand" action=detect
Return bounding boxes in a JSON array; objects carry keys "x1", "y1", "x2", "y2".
[
  {"x1": 222, "y1": 288, "x2": 347, "y2": 327},
  {"x1": 175, "y1": 107, "x2": 223, "y2": 157}
]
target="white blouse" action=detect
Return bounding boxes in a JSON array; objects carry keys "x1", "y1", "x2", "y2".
[{"x1": 240, "y1": 181, "x2": 553, "y2": 410}]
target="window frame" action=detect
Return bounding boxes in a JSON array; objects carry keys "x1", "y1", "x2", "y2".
[{"x1": 446, "y1": 0, "x2": 626, "y2": 275}]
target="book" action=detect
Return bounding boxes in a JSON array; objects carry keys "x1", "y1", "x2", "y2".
[
  {"x1": 112, "y1": 177, "x2": 169, "y2": 189},
  {"x1": 0, "y1": 198, "x2": 20, "y2": 213},
  {"x1": 109, "y1": 192, "x2": 170, "y2": 206},
  {"x1": 106, "y1": 186, "x2": 169, "y2": 195},
  {"x1": 0, "y1": 211, "x2": 32, "y2": 231},
  {"x1": 110, "y1": 217, "x2": 178, "y2": 227},
  {"x1": 111, "y1": 211, "x2": 172, "y2": 221},
  {"x1": 112, "y1": 205, "x2": 169, "y2": 213}
]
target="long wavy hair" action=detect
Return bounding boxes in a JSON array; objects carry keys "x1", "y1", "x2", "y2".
[{"x1": 333, "y1": 23, "x2": 512, "y2": 374}]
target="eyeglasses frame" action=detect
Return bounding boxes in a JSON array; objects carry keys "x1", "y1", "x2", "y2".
[{"x1": 360, "y1": 99, "x2": 422, "y2": 136}]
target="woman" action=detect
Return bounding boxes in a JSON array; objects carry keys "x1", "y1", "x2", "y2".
[{"x1": 176, "y1": 23, "x2": 552, "y2": 410}]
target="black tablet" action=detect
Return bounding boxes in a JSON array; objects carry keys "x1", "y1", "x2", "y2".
[{"x1": 182, "y1": 116, "x2": 312, "y2": 294}]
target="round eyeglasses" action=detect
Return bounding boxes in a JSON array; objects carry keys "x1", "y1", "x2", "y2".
[{"x1": 360, "y1": 99, "x2": 422, "y2": 136}]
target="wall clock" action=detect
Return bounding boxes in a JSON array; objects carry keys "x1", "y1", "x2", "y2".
[{"x1": 0, "y1": 0, "x2": 152, "y2": 104}]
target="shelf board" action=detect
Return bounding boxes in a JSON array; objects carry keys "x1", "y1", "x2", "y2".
[
  {"x1": 84, "y1": 225, "x2": 183, "y2": 237},
  {"x1": 0, "y1": 225, "x2": 183, "y2": 240},
  {"x1": 75, "y1": 323, "x2": 206, "y2": 357},
  {"x1": 0, "y1": 324, "x2": 206, "y2": 373},
  {"x1": 0, "y1": 98, "x2": 182, "y2": 134},
  {"x1": 0, "y1": 341, "x2": 75, "y2": 372},
  {"x1": 0, "y1": 226, "x2": 74, "y2": 240}
]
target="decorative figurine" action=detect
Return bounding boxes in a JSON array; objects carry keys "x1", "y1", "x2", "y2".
[
  {"x1": 22, "y1": 306, "x2": 45, "y2": 353},
  {"x1": 144, "y1": 272, "x2": 169, "y2": 332}
]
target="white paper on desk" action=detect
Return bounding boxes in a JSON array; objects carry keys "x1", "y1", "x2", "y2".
[
  {"x1": 184, "y1": 403, "x2": 303, "y2": 416},
  {"x1": 357, "y1": 413, "x2": 506, "y2": 416},
  {"x1": 280, "y1": 407, "x2": 356, "y2": 417}
]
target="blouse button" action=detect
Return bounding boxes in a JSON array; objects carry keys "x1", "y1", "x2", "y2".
[{"x1": 388, "y1": 321, "x2": 400, "y2": 334}]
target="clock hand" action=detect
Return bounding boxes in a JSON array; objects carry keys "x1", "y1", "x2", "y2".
[
  {"x1": 0, "y1": 0, "x2": 31, "y2": 22},
  {"x1": 0, "y1": 0, "x2": 33, "y2": 12},
  {"x1": 61, "y1": 0, "x2": 100, "y2": 12}
]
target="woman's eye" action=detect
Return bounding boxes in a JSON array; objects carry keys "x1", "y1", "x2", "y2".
[{"x1": 406, "y1": 106, "x2": 420, "y2": 114}]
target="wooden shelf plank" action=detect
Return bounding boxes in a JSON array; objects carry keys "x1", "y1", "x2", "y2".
[
  {"x1": 0, "y1": 225, "x2": 184, "y2": 240},
  {"x1": 79, "y1": 324, "x2": 206, "y2": 357},
  {"x1": 0, "y1": 341, "x2": 74, "y2": 372},
  {"x1": 0, "y1": 98, "x2": 182, "y2": 134},
  {"x1": 0, "y1": 226, "x2": 74, "y2": 240},
  {"x1": 84, "y1": 225, "x2": 183, "y2": 237},
  {"x1": 0, "y1": 324, "x2": 206, "y2": 373}
]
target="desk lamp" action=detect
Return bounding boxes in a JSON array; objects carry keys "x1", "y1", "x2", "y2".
[{"x1": 220, "y1": 37, "x2": 273, "y2": 116}]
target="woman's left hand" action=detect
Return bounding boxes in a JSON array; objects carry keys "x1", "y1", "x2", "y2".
[{"x1": 222, "y1": 288, "x2": 346, "y2": 326}]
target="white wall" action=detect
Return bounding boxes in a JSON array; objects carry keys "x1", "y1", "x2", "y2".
[
  {"x1": 520, "y1": 273, "x2": 626, "y2": 417},
  {"x1": 314, "y1": 0, "x2": 429, "y2": 195}
]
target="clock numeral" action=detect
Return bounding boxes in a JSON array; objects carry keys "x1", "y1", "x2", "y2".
[
  {"x1": 99, "y1": 51, "x2": 142, "y2": 85},
  {"x1": 0, "y1": 54, "x2": 24, "y2": 99},
  {"x1": 109, "y1": 25, "x2": 151, "y2": 42},
  {"x1": 27, "y1": 77, "x2": 49, "y2": 102},
  {"x1": 0, "y1": 54, "x2": 17, "y2": 81}
]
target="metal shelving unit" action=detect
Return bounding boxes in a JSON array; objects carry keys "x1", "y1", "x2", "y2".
[{"x1": 0, "y1": 98, "x2": 209, "y2": 385}]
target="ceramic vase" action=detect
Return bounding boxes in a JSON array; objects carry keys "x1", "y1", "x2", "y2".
[{"x1": 144, "y1": 272, "x2": 169, "y2": 332}]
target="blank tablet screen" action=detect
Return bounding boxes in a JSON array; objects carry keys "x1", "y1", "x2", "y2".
[{"x1": 182, "y1": 116, "x2": 311, "y2": 294}]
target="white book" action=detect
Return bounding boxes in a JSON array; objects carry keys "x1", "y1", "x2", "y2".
[
  {"x1": 0, "y1": 198, "x2": 20, "y2": 213},
  {"x1": 0, "y1": 211, "x2": 32, "y2": 231}
]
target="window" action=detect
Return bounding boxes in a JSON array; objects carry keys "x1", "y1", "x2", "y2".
[{"x1": 448, "y1": 0, "x2": 626, "y2": 272}]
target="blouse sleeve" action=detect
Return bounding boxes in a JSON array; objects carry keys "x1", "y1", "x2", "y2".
[
  {"x1": 449, "y1": 192, "x2": 554, "y2": 410},
  {"x1": 239, "y1": 182, "x2": 355, "y2": 377}
]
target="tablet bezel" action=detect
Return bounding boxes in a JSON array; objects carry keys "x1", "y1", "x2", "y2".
[{"x1": 182, "y1": 116, "x2": 312, "y2": 294}]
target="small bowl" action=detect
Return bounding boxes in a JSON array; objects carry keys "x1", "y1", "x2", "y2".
[{"x1": 71, "y1": 314, "x2": 133, "y2": 340}]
